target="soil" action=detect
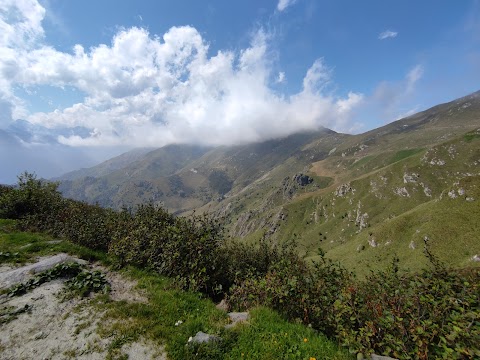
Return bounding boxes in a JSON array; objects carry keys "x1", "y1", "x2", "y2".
[{"x1": 0, "y1": 257, "x2": 166, "y2": 360}]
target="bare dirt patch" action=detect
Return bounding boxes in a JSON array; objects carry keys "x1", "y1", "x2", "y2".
[{"x1": 0, "y1": 257, "x2": 165, "y2": 360}]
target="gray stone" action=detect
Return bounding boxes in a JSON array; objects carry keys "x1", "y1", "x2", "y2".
[
  {"x1": 371, "y1": 354, "x2": 398, "y2": 360},
  {"x1": 215, "y1": 299, "x2": 229, "y2": 312},
  {"x1": 225, "y1": 312, "x2": 249, "y2": 329},
  {"x1": 0, "y1": 253, "x2": 85, "y2": 289},
  {"x1": 188, "y1": 331, "x2": 221, "y2": 344}
]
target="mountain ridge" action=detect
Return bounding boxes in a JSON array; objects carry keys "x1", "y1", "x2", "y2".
[{"x1": 56, "y1": 90, "x2": 480, "y2": 275}]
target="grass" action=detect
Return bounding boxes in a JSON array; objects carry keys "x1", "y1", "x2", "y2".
[
  {"x1": 325, "y1": 189, "x2": 480, "y2": 277},
  {"x1": 96, "y1": 268, "x2": 350, "y2": 359},
  {"x1": 0, "y1": 219, "x2": 108, "y2": 265},
  {"x1": 464, "y1": 131, "x2": 480, "y2": 142},
  {"x1": 0, "y1": 219, "x2": 351, "y2": 360},
  {"x1": 388, "y1": 148, "x2": 424, "y2": 164},
  {"x1": 224, "y1": 307, "x2": 349, "y2": 360}
]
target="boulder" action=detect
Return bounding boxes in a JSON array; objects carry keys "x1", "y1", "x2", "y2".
[
  {"x1": 187, "y1": 331, "x2": 221, "y2": 345},
  {"x1": 0, "y1": 253, "x2": 87, "y2": 289},
  {"x1": 225, "y1": 312, "x2": 249, "y2": 329}
]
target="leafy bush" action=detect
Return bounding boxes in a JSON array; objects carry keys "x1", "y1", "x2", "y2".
[
  {"x1": 110, "y1": 205, "x2": 226, "y2": 294},
  {"x1": 0, "y1": 172, "x2": 63, "y2": 222},
  {"x1": 59, "y1": 200, "x2": 116, "y2": 251},
  {"x1": 109, "y1": 204, "x2": 174, "y2": 267},
  {"x1": 228, "y1": 247, "x2": 351, "y2": 337},
  {"x1": 333, "y1": 261, "x2": 480, "y2": 359}
]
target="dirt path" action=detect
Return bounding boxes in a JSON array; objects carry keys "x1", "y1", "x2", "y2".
[
  {"x1": 310, "y1": 159, "x2": 339, "y2": 182},
  {"x1": 0, "y1": 257, "x2": 165, "y2": 360}
]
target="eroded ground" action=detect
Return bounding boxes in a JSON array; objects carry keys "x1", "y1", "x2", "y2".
[{"x1": 0, "y1": 258, "x2": 165, "y2": 360}]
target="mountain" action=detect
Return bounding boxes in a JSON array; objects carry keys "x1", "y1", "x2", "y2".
[
  {"x1": 7, "y1": 119, "x2": 91, "y2": 144},
  {"x1": 57, "y1": 91, "x2": 480, "y2": 274},
  {"x1": 55, "y1": 147, "x2": 156, "y2": 181},
  {"x1": 57, "y1": 144, "x2": 212, "y2": 210}
]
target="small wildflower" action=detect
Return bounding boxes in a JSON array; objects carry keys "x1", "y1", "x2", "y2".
[
  {"x1": 303, "y1": 338, "x2": 308, "y2": 343},
  {"x1": 175, "y1": 320, "x2": 183, "y2": 326},
  {"x1": 309, "y1": 358, "x2": 316, "y2": 360}
]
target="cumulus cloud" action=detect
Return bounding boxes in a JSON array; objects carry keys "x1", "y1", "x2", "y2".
[
  {"x1": 378, "y1": 30, "x2": 398, "y2": 40},
  {"x1": 277, "y1": 0, "x2": 298, "y2": 12},
  {"x1": 0, "y1": 0, "x2": 363, "y2": 151}
]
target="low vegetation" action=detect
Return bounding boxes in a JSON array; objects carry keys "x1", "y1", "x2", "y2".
[
  {"x1": 1, "y1": 172, "x2": 479, "y2": 359},
  {"x1": 5, "y1": 262, "x2": 109, "y2": 298}
]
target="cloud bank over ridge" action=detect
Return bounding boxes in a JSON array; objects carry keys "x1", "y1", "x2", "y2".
[{"x1": 0, "y1": 0, "x2": 363, "y2": 150}]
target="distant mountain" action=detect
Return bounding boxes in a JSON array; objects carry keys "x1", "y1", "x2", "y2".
[
  {"x1": 57, "y1": 90, "x2": 480, "y2": 274},
  {"x1": 7, "y1": 119, "x2": 91, "y2": 144},
  {"x1": 57, "y1": 144, "x2": 212, "y2": 210},
  {"x1": 55, "y1": 147, "x2": 156, "y2": 181}
]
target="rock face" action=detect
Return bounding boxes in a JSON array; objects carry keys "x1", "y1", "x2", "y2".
[{"x1": 294, "y1": 173, "x2": 313, "y2": 186}]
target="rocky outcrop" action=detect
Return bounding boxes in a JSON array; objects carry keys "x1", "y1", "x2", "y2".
[
  {"x1": 293, "y1": 173, "x2": 313, "y2": 186},
  {"x1": 335, "y1": 183, "x2": 353, "y2": 197}
]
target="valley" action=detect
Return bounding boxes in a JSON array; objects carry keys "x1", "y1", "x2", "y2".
[{"x1": 57, "y1": 91, "x2": 480, "y2": 276}]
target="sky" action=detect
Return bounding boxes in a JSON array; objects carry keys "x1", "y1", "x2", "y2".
[{"x1": 1, "y1": 0, "x2": 480, "y2": 183}]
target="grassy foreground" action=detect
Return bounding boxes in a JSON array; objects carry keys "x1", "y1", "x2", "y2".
[{"x1": 0, "y1": 219, "x2": 350, "y2": 360}]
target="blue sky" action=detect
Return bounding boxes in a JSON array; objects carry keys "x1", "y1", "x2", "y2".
[{"x1": 1, "y1": 0, "x2": 479, "y2": 182}]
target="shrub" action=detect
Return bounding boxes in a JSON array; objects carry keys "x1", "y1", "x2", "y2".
[
  {"x1": 109, "y1": 204, "x2": 226, "y2": 294},
  {"x1": 0, "y1": 172, "x2": 63, "y2": 222},
  {"x1": 228, "y1": 246, "x2": 351, "y2": 337},
  {"x1": 333, "y1": 259, "x2": 480, "y2": 359},
  {"x1": 59, "y1": 200, "x2": 117, "y2": 251},
  {"x1": 109, "y1": 204, "x2": 175, "y2": 267}
]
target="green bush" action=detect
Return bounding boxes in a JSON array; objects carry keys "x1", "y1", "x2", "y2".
[
  {"x1": 0, "y1": 172, "x2": 63, "y2": 222},
  {"x1": 59, "y1": 200, "x2": 116, "y2": 251},
  {"x1": 333, "y1": 262, "x2": 480, "y2": 359},
  {"x1": 109, "y1": 204, "x2": 175, "y2": 267},
  {"x1": 110, "y1": 205, "x2": 226, "y2": 294},
  {"x1": 228, "y1": 247, "x2": 351, "y2": 337}
]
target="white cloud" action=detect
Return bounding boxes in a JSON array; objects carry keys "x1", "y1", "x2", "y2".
[
  {"x1": 378, "y1": 30, "x2": 398, "y2": 40},
  {"x1": 371, "y1": 64, "x2": 424, "y2": 121},
  {"x1": 0, "y1": 0, "x2": 363, "y2": 150},
  {"x1": 277, "y1": 0, "x2": 298, "y2": 12},
  {"x1": 406, "y1": 64, "x2": 424, "y2": 93},
  {"x1": 276, "y1": 71, "x2": 285, "y2": 83}
]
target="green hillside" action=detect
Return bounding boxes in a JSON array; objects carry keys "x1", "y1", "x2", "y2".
[{"x1": 56, "y1": 91, "x2": 480, "y2": 275}]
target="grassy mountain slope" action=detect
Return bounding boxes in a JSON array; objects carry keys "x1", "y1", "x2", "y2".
[
  {"x1": 57, "y1": 91, "x2": 480, "y2": 274},
  {"x1": 55, "y1": 147, "x2": 155, "y2": 181},
  {"x1": 59, "y1": 130, "x2": 347, "y2": 213}
]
